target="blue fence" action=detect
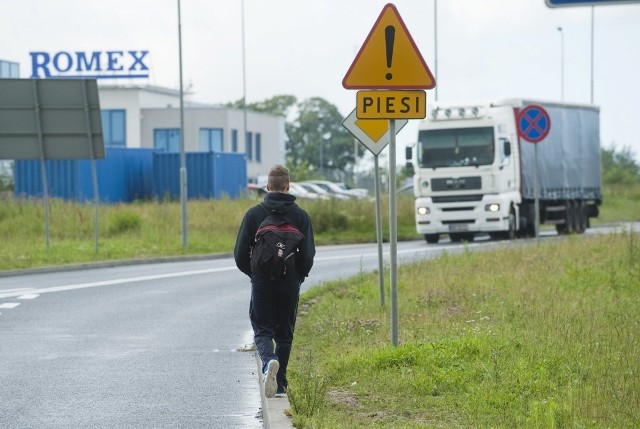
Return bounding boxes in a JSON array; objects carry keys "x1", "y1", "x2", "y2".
[
  {"x1": 14, "y1": 149, "x2": 247, "y2": 203},
  {"x1": 152, "y1": 151, "x2": 246, "y2": 200}
]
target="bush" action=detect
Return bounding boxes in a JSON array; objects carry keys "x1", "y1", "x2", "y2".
[{"x1": 107, "y1": 211, "x2": 142, "y2": 236}]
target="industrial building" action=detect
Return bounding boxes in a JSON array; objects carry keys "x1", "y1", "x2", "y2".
[
  {"x1": 1, "y1": 54, "x2": 286, "y2": 186},
  {"x1": 98, "y1": 84, "x2": 286, "y2": 183}
]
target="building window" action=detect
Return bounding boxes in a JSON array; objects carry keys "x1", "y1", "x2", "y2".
[
  {"x1": 231, "y1": 129, "x2": 238, "y2": 152},
  {"x1": 100, "y1": 109, "x2": 126, "y2": 148},
  {"x1": 255, "y1": 133, "x2": 262, "y2": 163},
  {"x1": 199, "y1": 128, "x2": 223, "y2": 152},
  {"x1": 246, "y1": 131, "x2": 253, "y2": 161},
  {"x1": 154, "y1": 129, "x2": 181, "y2": 152},
  {"x1": 0, "y1": 60, "x2": 19, "y2": 78}
]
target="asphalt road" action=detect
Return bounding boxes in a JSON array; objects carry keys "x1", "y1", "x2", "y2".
[{"x1": 0, "y1": 223, "x2": 636, "y2": 428}]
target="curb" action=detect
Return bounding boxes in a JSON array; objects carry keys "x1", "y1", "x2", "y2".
[{"x1": 255, "y1": 352, "x2": 295, "y2": 429}]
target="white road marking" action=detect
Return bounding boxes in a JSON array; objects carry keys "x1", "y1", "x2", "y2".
[
  {"x1": 18, "y1": 294, "x2": 40, "y2": 300},
  {"x1": 0, "y1": 287, "x2": 35, "y2": 293},
  {"x1": 0, "y1": 303, "x2": 20, "y2": 309},
  {"x1": 0, "y1": 266, "x2": 235, "y2": 299}
]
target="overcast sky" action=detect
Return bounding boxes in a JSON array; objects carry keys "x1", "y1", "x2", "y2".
[{"x1": 2, "y1": 0, "x2": 639, "y2": 162}]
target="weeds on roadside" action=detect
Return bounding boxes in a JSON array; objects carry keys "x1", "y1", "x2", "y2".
[{"x1": 290, "y1": 231, "x2": 640, "y2": 428}]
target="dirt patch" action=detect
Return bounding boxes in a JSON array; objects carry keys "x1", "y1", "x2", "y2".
[{"x1": 327, "y1": 389, "x2": 359, "y2": 408}]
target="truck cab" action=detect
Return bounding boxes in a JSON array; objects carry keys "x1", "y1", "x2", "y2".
[{"x1": 409, "y1": 102, "x2": 522, "y2": 243}]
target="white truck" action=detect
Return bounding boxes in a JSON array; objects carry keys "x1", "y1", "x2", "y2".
[{"x1": 405, "y1": 99, "x2": 602, "y2": 243}]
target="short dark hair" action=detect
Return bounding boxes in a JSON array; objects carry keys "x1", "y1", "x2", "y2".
[{"x1": 267, "y1": 165, "x2": 290, "y2": 192}]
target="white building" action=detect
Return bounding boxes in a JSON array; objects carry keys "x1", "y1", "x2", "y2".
[{"x1": 98, "y1": 84, "x2": 286, "y2": 182}]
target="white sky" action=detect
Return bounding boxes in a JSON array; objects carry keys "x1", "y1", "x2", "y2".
[{"x1": 2, "y1": 0, "x2": 640, "y2": 162}]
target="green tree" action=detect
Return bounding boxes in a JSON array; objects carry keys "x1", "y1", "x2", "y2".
[
  {"x1": 601, "y1": 146, "x2": 640, "y2": 185},
  {"x1": 286, "y1": 97, "x2": 356, "y2": 180},
  {"x1": 226, "y1": 95, "x2": 363, "y2": 181},
  {"x1": 226, "y1": 95, "x2": 297, "y2": 117},
  {"x1": 286, "y1": 160, "x2": 321, "y2": 182}
]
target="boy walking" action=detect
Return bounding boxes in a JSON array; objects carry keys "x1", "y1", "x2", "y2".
[{"x1": 234, "y1": 165, "x2": 315, "y2": 398}]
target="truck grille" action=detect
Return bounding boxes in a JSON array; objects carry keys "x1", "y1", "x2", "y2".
[
  {"x1": 432, "y1": 176, "x2": 482, "y2": 191},
  {"x1": 442, "y1": 207, "x2": 474, "y2": 212},
  {"x1": 432, "y1": 195, "x2": 483, "y2": 203}
]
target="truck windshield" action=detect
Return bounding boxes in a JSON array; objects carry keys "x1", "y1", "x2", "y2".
[{"x1": 417, "y1": 127, "x2": 495, "y2": 168}]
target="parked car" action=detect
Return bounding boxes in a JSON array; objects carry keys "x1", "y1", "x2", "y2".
[
  {"x1": 304, "y1": 180, "x2": 368, "y2": 199},
  {"x1": 335, "y1": 182, "x2": 369, "y2": 199},
  {"x1": 299, "y1": 182, "x2": 341, "y2": 199},
  {"x1": 246, "y1": 183, "x2": 267, "y2": 199},
  {"x1": 289, "y1": 182, "x2": 324, "y2": 200}
]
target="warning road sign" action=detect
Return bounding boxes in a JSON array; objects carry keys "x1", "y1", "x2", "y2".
[
  {"x1": 342, "y1": 109, "x2": 408, "y2": 156},
  {"x1": 342, "y1": 3, "x2": 436, "y2": 90}
]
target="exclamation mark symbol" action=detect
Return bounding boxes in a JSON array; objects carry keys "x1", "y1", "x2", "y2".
[{"x1": 385, "y1": 25, "x2": 395, "y2": 81}]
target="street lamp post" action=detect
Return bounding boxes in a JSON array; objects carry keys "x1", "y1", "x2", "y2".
[
  {"x1": 590, "y1": 6, "x2": 594, "y2": 104},
  {"x1": 241, "y1": 0, "x2": 248, "y2": 167},
  {"x1": 558, "y1": 26, "x2": 564, "y2": 101},
  {"x1": 434, "y1": 0, "x2": 438, "y2": 102},
  {"x1": 177, "y1": 0, "x2": 188, "y2": 248}
]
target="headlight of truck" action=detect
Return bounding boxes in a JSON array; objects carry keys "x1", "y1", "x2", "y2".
[
  {"x1": 417, "y1": 206, "x2": 430, "y2": 215},
  {"x1": 485, "y1": 203, "x2": 500, "y2": 212}
]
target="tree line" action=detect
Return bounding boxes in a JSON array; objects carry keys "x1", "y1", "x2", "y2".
[
  {"x1": 227, "y1": 95, "x2": 359, "y2": 182},
  {"x1": 230, "y1": 94, "x2": 640, "y2": 187}
]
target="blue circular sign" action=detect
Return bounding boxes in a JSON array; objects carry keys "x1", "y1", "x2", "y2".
[{"x1": 518, "y1": 105, "x2": 551, "y2": 143}]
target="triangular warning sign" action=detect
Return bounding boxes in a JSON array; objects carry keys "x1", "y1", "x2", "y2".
[{"x1": 342, "y1": 4, "x2": 436, "y2": 90}]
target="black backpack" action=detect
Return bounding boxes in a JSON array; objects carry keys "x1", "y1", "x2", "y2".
[{"x1": 250, "y1": 204, "x2": 304, "y2": 280}]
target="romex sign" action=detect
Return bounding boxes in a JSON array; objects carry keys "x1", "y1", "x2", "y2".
[{"x1": 30, "y1": 50, "x2": 150, "y2": 79}]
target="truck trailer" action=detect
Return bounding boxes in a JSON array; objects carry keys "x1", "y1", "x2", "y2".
[{"x1": 406, "y1": 99, "x2": 602, "y2": 243}]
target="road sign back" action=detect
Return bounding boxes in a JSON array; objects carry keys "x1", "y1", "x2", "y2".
[{"x1": 342, "y1": 3, "x2": 436, "y2": 90}]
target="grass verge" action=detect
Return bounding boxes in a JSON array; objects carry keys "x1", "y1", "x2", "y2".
[
  {"x1": 288, "y1": 231, "x2": 640, "y2": 428},
  {"x1": 0, "y1": 195, "x2": 419, "y2": 271}
]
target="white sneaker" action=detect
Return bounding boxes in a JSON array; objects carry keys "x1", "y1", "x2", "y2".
[{"x1": 263, "y1": 360, "x2": 279, "y2": 398}]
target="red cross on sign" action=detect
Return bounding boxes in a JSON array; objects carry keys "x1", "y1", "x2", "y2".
[{"x1": 518, "y1": 105, "x2": 551, "y2": 144}]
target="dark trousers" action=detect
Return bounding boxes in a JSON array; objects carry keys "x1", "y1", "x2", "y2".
[{"x1": 250, "y1": 274, "x2": 301, "y2": 389}]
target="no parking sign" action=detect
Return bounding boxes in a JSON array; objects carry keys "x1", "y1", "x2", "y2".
[
  {"x1": 517, "y1": 104, "x2": 551, "y2": 240},
  {"x1": 518, "y1": 105, "x2": 551, "y2": 143}
]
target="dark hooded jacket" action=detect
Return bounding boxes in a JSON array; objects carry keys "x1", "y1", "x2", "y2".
[{"x1": 234, "y1": 192, "x2": 315, "y2": 282}]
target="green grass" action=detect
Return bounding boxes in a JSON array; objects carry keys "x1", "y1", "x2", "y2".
[
  {"x1": 1, "y1": 184, "x2": 638, "y2": 426},
  {"x1": 288, "y1": 231, "x2": 640, "y2": 428},
  {"x1": 0, "y1": 195, "x2": 419, "y2": 271},
  {"x1": 594, "y1": 184, "x2": 640, "y2": 224}
]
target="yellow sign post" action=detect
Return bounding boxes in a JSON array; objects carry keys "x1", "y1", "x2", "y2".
[{"x1": 342, "y1": 3, "x2": 436, "y2": 347}]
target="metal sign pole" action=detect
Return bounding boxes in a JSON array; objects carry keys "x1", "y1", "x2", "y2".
[
  {"x1": 81, "y1": 80, "x2": 100, "y2": 253},
  {"x1": 31, "y1": 80, "x2": 50, "y2": 249},
  {"x1": 178, "y1": 0, "x2": 188, "y2": 248},
  {"x1": 534, "y1": 144, "x2": 540, "y2": 243},
  {"x1": 388, "y1": 120, "x2": 399, "y2": 346},
  {"x1": 373, "y1": 154, "x2": 385, "y2": 307}
]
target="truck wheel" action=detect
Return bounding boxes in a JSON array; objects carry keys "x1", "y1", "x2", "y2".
[
  {"x1": 449, "y1": 233, "x2": 463, "y2": 243},
  {"x1": 567, "y1": 201, "x2": 575, "y2": 233},
  {"x1": 576, "y1": 201, "x2": 586, "y2": 233},
  {"x1": 504, "y1": 209, "x2": 516, "y2": 240},
  {"x1": 424, "y1": 234, "x2": 439, "y2": 244},
  {"x1": 556, "y1": 201, "x2": 571, "y2": 235}
]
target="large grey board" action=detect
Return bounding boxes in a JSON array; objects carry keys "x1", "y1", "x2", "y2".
[{"x1": 0, "y1": 79, "x2": 104, "y2": 160}]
